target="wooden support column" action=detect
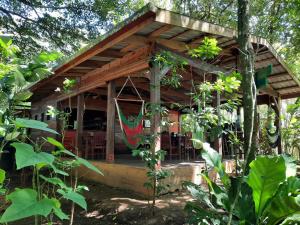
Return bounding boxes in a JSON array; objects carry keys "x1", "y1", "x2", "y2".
[
  {"x1": 75, "y1": 94, "x2": 84, "y2": 156},
  {"x1": 212, "y1": 76, "x2": 223, "y2": 156},
  {"x1": 276, "y1": 97, "x2": 282, "y2": 154},
  {"x1": 150, "y1": 62, "x2": 161, "y2": 162},
  {"x1": 106, "y1": 81, "x2": 116, "y2": 162}
]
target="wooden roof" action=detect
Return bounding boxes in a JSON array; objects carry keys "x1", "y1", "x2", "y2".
[{"x1": 30, "y1": 3, "x2": 300, "y2": 102}]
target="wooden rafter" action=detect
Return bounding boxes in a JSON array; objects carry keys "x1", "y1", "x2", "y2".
[
  {"x1": 54, "y1": 14, "x2": 154, "y2": 76},
  {"x1": 149, "y1": 24, "x2": 173, "y2": 38},
  {"x1": 83, "y1": 46, "x2": 150, "y2": 81},
  {"x1": 156, "y1": 44, "x2": 232, "y2": 75}
]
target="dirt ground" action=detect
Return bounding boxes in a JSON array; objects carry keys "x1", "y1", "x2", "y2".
[{"x1": 8, "y1": 178, "x2": 192, "y2": 225}]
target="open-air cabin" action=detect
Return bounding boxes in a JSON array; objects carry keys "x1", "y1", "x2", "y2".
[{"x1": 29, "y1": 4, "x2": 300, "y2": 195}]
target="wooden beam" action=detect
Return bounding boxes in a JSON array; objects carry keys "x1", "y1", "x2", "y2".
[
  {"x1": 169, "y1": 29, "x2": 190, "y2": 40},
  {"x1": 259, "y1": 85, "x2": 279, "y2": 97},
  {"x1": 281, "y1": 92, "x2": 300, "y2": 99},
  {"x1": 81, "y1": 59, "x2": 149, "y2": 93},
  {"x1": 97, "y1": 49, "x2": 126, "y2": 58},
  {"x1": 155, "y1": 38, "x2": 188, "y2": 52},
  {"x1": 106, "y1": 81, "x2": 116, "y2": 162},
  {"x1": 78, "y1": 60, "x2": 108, "y2": 68},
  {"x1": 45, "y1": 58, "x2": 149, "y2": 104},
  {"x1": 275, "y1": 85, "x2": 299, "y2": 92},
  {"x1": 268, "y1": 72, "x2": 290, "y2": 83},
  {"x1": 75, "y1": 94, "x2": 84, "y2": 156},
  {"x1": 156, "y1": 44, "x2": 232, "y2": 75},
  {"x1": 54, "y1": 13, "x2": 154, "y2": 75},
  {"x1": 148, "y1": 24, "x2": 173, "y2": 38},
  {"x1": 83, "y1": 46, "x2": 150, "y2": 81},
  {"x1": 155, "y1": 9, "x2": 237, "y2": 38},
  {"x1": 57, "y1": 73, "x2": 84, "y2": 77}
]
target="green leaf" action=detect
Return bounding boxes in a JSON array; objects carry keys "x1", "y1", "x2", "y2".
[
  {"x1": 53, "y1": 206, "x2": 69, "y2": 220},
  {"x1": 247, "y1": 156, "x2": 286, "y2": 217},
  {"x1": 14, "y1": 90, "x2": 32, "y2": 102},
  {"x1": 57, "y1": 189, "x2": 87, "y2": 210},
  {"x1": 47, "y1": 137, "x2": 65, "y2": 150},
  {"x1": 0, "y1": 168, "x2": 5, "y2": 184},
  {"x1": 15, "y1": 118, "x2": 58, "y2": 134},
  {"x1": 279, "y1": 213, "x2": 300, "y2": 225},
  {"x1": 11, "y1": 142, "x2": 54, "y2": 169},
  {"x1": 228, "y1": 177, "x2": 256, "y2": 224},
  {"x1": 62, "y1": 149, "x2": 102, "y2": 175},
  {"x1": 50, "y1": 164, "x2": 69, "y2": 176},
  {"x1": 282, "y1": 154, "x2": 297, "y2": 177},
  {"x1": 0, "y1": 188, "x2": 55, "y2": 223},
  {"x1": 5, "y1": 131, "x2": 20, "y2": 141},
  {"x1": 202, "y1": 172, "x2": 229, "y2": 210},
  {"x1": 76, "y1": 157, "x2": 103, "y2": 175},
  {"x1": 51, "y1": 198, "x2": 69, "y2": 220},
  {"x1": 62, "y1": 149, "x2": 76, "y2": 157},
  {"x1": 40, "y1": 175, "x2": 67, "y2": 189},
  {"x1": 264, "y1": 176, "x2": 300, "y2": 225},
  {"x1": 201, "y1": 142, "x2": 230, "y2": 188},
  {"x1": 186, "y1": 183, "x2": 215, "y2": 209}
]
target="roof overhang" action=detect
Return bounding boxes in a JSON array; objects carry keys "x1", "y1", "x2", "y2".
[{"x1": 30, "y1": 3, "x2": 300, "y2": 102}]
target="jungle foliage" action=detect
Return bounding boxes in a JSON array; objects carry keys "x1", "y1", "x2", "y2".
[
  {"x1": 0, "y1": 39, "x2": 102, "y2": 224},
  {"x1": 185, "y1": 144, "x2": 300, "y2": 225},
  {"x1": 0, "y1": 0, "x2": 144, "y2": 57}
]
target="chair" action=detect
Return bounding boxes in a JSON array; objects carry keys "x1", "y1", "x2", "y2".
[
  {"x1": 184, "y1": 132, "x2": 196, "y2": 161},
  {"x1": 170, "y1": 133, "x2": 181, "y2": 160},
  {"x1": 161, "y1": 132, "x2": 181, "y2": 160},
  {"x1": 90, "y1": 131, "x2": 106, "y2": 159},
  {"x1": 82, "y1": 133, "x2": 92, "y2": 159},
  {"x1": 160, "y1": 132, "x2": 170, "y2": 156},
  {"x1": 63, "y1": 131, "x2": 76, "y2": 154}
]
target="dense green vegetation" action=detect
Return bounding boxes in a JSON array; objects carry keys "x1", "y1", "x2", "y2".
[
  {"x1": 0, "y1": 38, "x2": 102, "y2": 224},
  {"x1": 0, "y1": 1, "x2": 299, "y2": 224}
]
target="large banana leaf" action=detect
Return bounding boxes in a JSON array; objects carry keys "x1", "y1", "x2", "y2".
[
  {"x1": 264, "y1": 176, "x2": 300, "y2": 225},
  {"x1": 201, "y1": 142, "x2": 230, "y2": 188},
  {"x1": 247, "y1": 156, "x2": 286, "y2": 218},
  {"x1": 228, "y1": 177, "x2": 256, "y2": 224}
]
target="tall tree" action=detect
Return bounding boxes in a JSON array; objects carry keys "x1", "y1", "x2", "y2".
[
  {"x1": 227, "y1": 1, "x2": 256, "y2": 224},
  {"x1": 237, "y1": 0, "x2": 256, "y2": 169},
  {"x1": 0, "y1": 0, "x2": 144, "y2": 57},
  {"x1": 170, "y1": 0, "x2": 300, "y2": 76}
]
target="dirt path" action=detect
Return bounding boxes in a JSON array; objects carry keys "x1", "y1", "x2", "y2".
[
  {"x1": 11, "y1": 180, "x2": 192, "y2": 225},
  {"x1": 64, "y1": 181, "x2": 191, "y2": 225}
]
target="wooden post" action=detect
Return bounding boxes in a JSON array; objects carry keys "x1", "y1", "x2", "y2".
[
  {"x1": 106, "y1": 81, "x2": 116, "y2": 162},
  {"x1": 150, "y1": 61, "x2": 161, "y2": 163},
  {"x1": 212, "y1": 75, "x2": 223, "y2": 156},
  {"x1": 276, "y1": 97, "x2": 282, "y2": 154},
  {"x1": 75, "y1": 94, "x2": 84, "y2": 156}
]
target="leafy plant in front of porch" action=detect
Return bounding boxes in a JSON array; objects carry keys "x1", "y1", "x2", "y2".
[
  {"x1": 184, "y1": 143, "x2": 300, "y2": 225},
  {"x1": 132, "y1": 102, "x2": 171, "y2": 215},
  {"x1": 0, "y1": 38, "x2": 102, "y2": 225},
  {"x1": 132, "y1": 145, "x2": 170, "y2": 215}
]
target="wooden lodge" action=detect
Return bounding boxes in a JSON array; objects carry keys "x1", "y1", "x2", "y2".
[{"x1": 29, "y1": 4, "x2": 300, "y2": 194}]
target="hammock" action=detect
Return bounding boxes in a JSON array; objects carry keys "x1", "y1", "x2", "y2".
[
  {"x1": 115, "y1": 77, "x2": 144, "y2": 149},
  {"x1": 255, "y1": 64, "x2": 272, "y2": 89},
  {"x1": 266, "y1": 106, "x2": 280, "y2": 148},
  {"x1": 267, "y1": 126, "x2": 280, "y2": 148}
]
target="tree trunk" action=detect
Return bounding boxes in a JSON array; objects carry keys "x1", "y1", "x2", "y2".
[
  {"x1": 237, "y1": 0, "x2": 257, "y2": 174},
  {"x1": 227, "y1": 2, "x2": 257, "y2": 223}
]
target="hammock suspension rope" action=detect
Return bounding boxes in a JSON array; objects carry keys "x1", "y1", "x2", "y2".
[{"x1": 114, "y1": 76, "x2": 144, "y2": 149}]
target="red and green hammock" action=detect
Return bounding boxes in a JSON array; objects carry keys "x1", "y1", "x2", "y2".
[{"x1": 115, "y1": 76, "x2": 144, "y2": 149}]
